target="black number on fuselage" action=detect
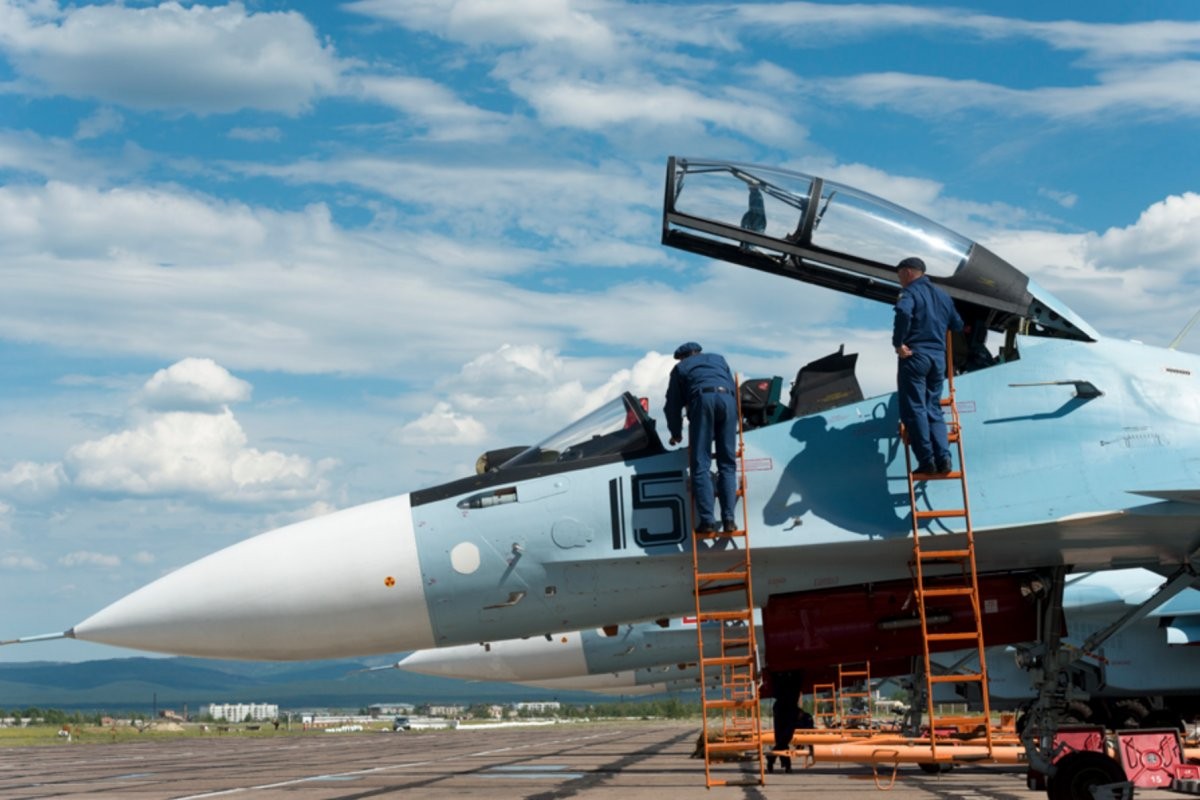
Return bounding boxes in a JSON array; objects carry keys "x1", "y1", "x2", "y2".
[{"x1": 631, "y1": 471, "x2": 686, "y2": 547}]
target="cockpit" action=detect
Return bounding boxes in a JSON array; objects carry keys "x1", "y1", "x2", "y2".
[
  {"x1": 662, "y1": 157, "x2": 1098, "y2": 353},
  {"x1": 492, "y1": 393, "x2": 665, "y2": 471}
]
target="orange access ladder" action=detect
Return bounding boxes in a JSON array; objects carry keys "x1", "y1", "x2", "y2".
[
  {"x1": 899, "y1": 340, "x2": 994, "y2": 760},
  {"x1": 837, "y1": 662, "x2": 873, "y2": 729},
  {"x1": 691, "y1": 375, "x2": 765, "y2": 787},
  {"x1": 811, "y1": 682, "x2": 838, "y2": 728}
]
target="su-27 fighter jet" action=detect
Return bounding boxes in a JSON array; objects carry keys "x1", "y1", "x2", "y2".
[
  {"x1": 394, "y1": 569, "x2": 1200, "y2": 728},
  {"x1": 6, "y1": 158, "x2": 1200, "y2": 775}
]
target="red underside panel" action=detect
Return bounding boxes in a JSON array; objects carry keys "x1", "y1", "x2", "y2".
[{"x1": 762, "y1": 570, "x2": 1054, "y2": 687}]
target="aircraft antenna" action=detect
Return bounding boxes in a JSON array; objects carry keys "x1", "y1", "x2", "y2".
[{"x1": 1168, "y1": 307, "x2": 1200, "y2": 350}]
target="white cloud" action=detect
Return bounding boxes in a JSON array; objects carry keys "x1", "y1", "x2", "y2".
[
  {"x1": 395, "y1": 401, "x2": 487, "y2": 446},
  {"x1": 0, "y1": 460, "x2": 67, "y2": 503},
  {"x1": 58, "y1": 550, "x2": 121, "y2": 569},
  {"x1": 982, "y1": 193, "x2": 1200, "y2": 343},
  {"x1": 0, "y1": 553, "x2": 45, "y2": 571},
  {"x1": 140, "y1": 357, "x2": 252, "y2": 413},
  {"x1": 516, "y1": 78, "x2": 803, "y2": 143},
  {"x1": 228, "y1": 126, "x2": 282, "y2": 143},
  {"x1": 1087, "y1": 192, "x2": 1200, "y2": 270},
  {"x1": 344, "y1": 0, "x2": 618, "y2": 54},
  {"x1": 132, "y1": 550, "x2": 156, "y2": 565},
  {"x1": 74, "y1": 107, "x2": 124, "y2": 141},
  {"x1": 0, "y1": 1, "x2": 343, "y2": 114},
  {"x1": 64, "y1": 407, "x2": 335, "y2": 504},
  {"x1": 1038, "y1": 188, "x2": 1079, "y2": 209},
  {"x1": 351, "y1": 74, "x2": 512, "y2": 141}
]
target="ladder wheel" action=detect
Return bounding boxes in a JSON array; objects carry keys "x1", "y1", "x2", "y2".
[
  {"x1": 1046, "y1": 751, "x2": 1125, "y2": 800},
  {"x1": 917, "y1": 762, "x2": 953, "y2": 775}
]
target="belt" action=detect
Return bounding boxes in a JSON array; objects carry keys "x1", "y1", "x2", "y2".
[{"x1": 701, "y1": 386, "x2": 730, "y2": 393}]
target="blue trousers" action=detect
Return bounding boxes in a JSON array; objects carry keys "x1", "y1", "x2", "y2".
[
  {"x1": 688, "y1": 391, "x2": 738, "y2": 524},
  {"x1": 897, "y1": 351, "x2": 950, "y2": 467}
]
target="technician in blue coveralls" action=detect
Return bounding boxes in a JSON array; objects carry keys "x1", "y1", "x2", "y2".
[
  {"x1": 893, "y1": 257, "x2": 964, "y2": 475},
  {"x1": 665, "y1": 342, "x2": 739, "y2": 534}
]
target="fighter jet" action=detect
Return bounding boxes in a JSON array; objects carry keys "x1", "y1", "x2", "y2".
[
  {"x1": 396, "y1": 569, "x2": 1200, "y2": 726},
  {"x1": 7, "y1": 160, "x2": 1200, "y2": 731}
]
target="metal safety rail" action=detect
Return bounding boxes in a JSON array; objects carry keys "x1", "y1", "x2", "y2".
[
  {"x1": 837, "y1": 662, "x2": 873, "y2": 729},
  {"x1": 690, "y1": 374, "x2": 766, "y2": 787},
  {"x1": 811, "y1": 682, "x2": 838, "y2": 728},
  {"x1": 899, "y1": 339, "x2": 994, "y2": 760}
]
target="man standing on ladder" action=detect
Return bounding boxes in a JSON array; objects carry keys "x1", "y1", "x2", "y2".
[
  {"x1": 665, "y1": 342, "x2": 739, "y2": 533},
  {"x1": 893, "y1": 257, "x2": 963, "y2": 475}
]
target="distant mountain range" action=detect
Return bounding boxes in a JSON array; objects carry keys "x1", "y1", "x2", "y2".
[{"x1": 0, "y1": 655, "x2": 631, "y2": 713}]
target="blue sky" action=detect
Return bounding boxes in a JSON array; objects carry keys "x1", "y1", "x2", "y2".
[{"x1": 2, "y1": 0, "x2": 1199, "y2": 663}]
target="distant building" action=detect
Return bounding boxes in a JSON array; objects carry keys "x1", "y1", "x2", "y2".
[
  {"x1": 424, "y1": 704, "x2": 467, "y2": 718},
  {"x1": 367, "y1": 703, "x2": 415, "y2": 718},
  {"x1": 206, "y1": 703, "x2": 278, "y2": 722},
  {"x1": 514, "y1": 701, "x2": 561, "y2": 713}
]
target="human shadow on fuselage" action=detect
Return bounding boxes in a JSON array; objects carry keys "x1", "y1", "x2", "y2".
[{"x1": 761, "y1": 397, "x2": 914, "y2": 540}]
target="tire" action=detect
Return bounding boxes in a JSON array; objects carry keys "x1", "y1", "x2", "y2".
[
  {"x1": 1047, "y1": 751, "x2": 1126, "y2": 800},
  {"x1": 1140, "y1": 709, "x2": 1185, "y2": 731},
  {"x1": 917, "y1": 762, "x2": 953, "y2": 774}
]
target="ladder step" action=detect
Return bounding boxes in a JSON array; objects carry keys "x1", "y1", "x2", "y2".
[
  {"x1": 705, "y1": 742, "x2": 757, "y2": 754},
  {"x1": 697, "y1": 610, "x2": 755, "y2": 622},
  {"x1": 916, "y1": 548, "x2": 972, "y2": 561},
  {"x1": 926, "y1": 632, "x2": 980, "y2": 643},
  {"x1": 696, "y1": 583, "x2": 749, "y2": 597},
  {"x1": 920, "y1": 587, "x2": 976, "y2": 598},
  {"x1": 930, "y1": 673, "x2": 985, "y2": 685},
  {"x1": 912, "y1": 469, "x2": 962, "y2": 479},
  {"x1": 694, "y1": 529, "x2": 746, "y2": 539},
  {"x1": 697, "y1": 570, "x2": 749, "y2": 581},
  {"x1": 914, "y1": 509, "x2": 967, "y2": 519},
  {"x1": 705, "y1": 699, "x2": 757, "y2": 710}
]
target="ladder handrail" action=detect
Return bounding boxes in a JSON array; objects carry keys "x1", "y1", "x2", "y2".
[
  {"x1": 691, "y1": 372, "x2": 766, "y2": 787},
  {"x1": 902, "y1": 336, "x2": 994, "y2": 759}
]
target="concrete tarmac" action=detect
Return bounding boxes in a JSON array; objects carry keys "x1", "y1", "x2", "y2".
[{"x1": 0, "y1": 720, "x2": 1186, "y2": 799}]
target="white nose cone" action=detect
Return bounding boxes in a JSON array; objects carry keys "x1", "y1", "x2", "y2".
[
  {"x1": 398, "y1": 632, "x2": 589, "y2": 681},
  {"x1": 73, "y1": 495, "x2": 434, "y2": 660}
]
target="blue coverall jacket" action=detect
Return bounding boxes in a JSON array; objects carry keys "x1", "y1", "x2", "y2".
[
  {"x1": 892, "y1": 275, "x2": 964, "y2": 469},
  {"x1": 664, "y1": 352, "x2": 739, "y2": 527}
]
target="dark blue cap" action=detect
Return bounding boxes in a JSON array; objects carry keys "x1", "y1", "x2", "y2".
[
  {"x1": 897, "y1": 256, "x2": 926, "y2": 272},
  {"x1": 674, "y1": 342, "x2": 702, "y2": 359}
]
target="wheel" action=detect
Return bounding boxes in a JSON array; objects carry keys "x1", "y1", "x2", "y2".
[
  {"x1": 1140, "y1": 708, "x2": 1185, "y2": 731},
  {"x1": 917, "y1": 762, "x2": 953, "y2": 774},
  {"x1": 1047, "y1": 751, "x2": 1126, "y2": 800}
]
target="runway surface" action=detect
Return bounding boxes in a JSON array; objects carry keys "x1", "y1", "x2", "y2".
[{"x1": 0, "y1": 720, "x2": 1186, "y2": 799}]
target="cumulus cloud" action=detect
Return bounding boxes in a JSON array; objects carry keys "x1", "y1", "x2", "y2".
[
  {"x1": 0, "y1": 461, "x2": 67, "y2": 503},
  {"x1": 74, "y1": 107, "x2": 124, "y2": 140},
  {"x1": 351, "y1": 74, "x2": 512, "y2": 141},
  {"x1": 982, "y1": 192, "x2": 1200, "y2": 343},
  {"x1": 58, "y1": 550, "x2": 121, "y2": 568},
  {"x1": 64, "y1": 407, "x2": 335, "y2": 504},
  {"x1": 344, "y1": 0, "x2": 618, "y2": 54},
  {"x1": 0, "y1": 553, "x2": 45, "y2": 571},
  {"x1": 0, "y1": 1, "x2": 344, "y2": 114},
  {"x1": 139, "y1": 357, "x2": 252, "y2": 412},
  {"x1": 402, "y1": 345, "x2": 680, "y2": 452},
  {"x1": 132, "y1": 550, "x2": 156, "y2": 565},
  {"x1": 1087, "y1": 192, "x2": 1200, "y2": 270},
  {"x1": 228, "y1": 126, "x2": 282, "y2": 143},
  {"x1": 395, "y1": 401, "x2": 487, "y2": 446}
]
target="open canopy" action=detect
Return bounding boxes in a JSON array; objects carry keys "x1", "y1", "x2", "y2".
[{"x1": 662, "y1": 157, "x2": 1096, "y2": 342}]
